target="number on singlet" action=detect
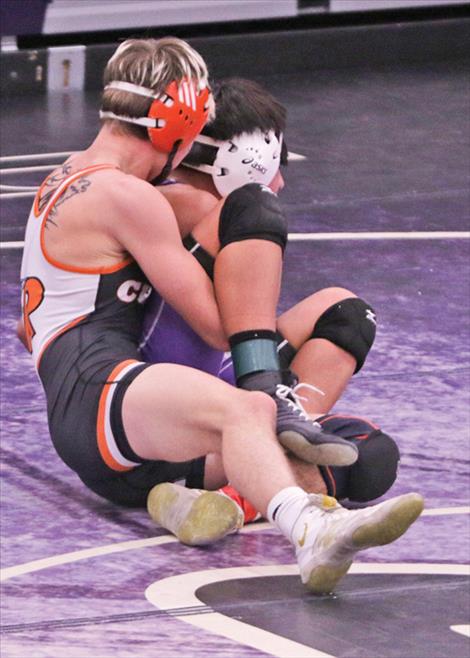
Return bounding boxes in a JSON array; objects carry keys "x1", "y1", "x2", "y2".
[{"x1": 22, "y1": 277, "x2": 45, "y2": 353}]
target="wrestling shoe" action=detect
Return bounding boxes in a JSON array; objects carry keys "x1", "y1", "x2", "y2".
[
  {"x1": 147, "y1": 482, "x2": 244, "y2": 546},
  {"x1": 241, "y1": 371, "x2": 358, "y2": 467},
  {"x1": 274, "y1": 382, "x2": 358, "y2": 466},
  {"x1": 295, "y1": 492, "x2": 424, "y2": 594}
]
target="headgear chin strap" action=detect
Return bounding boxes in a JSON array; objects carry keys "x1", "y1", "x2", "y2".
[
  {"x1": 100, "y1": 79, "x2": 212, "y2": 154},
  {"x1": 183, "y1": 130, "x2": 283, "y2": 196}
]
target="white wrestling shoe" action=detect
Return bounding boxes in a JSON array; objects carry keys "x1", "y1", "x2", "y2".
[
  {"x1": 295, "y1": 492, "x2": 424, "y2": 594},
  {"x1": 147, "y1": 482, "x2": 244, "y2": 546}
]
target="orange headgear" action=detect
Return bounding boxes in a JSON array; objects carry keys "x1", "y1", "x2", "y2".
[{"x1": 99, "y1": 78, "x2": 212, "y2": 153}]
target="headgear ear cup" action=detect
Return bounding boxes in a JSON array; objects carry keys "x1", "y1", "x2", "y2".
[
  {"x1": 147, "y1": 80, "x2": 211, "y2": 153},
  {"x1": 100, "y1": 79, "x2": 211, "y2": 154},
  {"x1": 182, "y1": 130, "x2": 283, "y2": 196}
]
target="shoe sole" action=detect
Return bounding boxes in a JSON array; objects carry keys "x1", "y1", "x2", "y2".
[
  {"x1": 305, "y1": 493, "x2": 424, "y2": 594},
  {"x1": 147, "y1": 483, "x2": 243, "y2": 546},
  {"x1": 278, "y1": 430, "x2": 359, "y2": 466}
]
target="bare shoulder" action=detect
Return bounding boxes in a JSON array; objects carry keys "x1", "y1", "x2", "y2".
[
  {"x1": 104, "y1": 173, "x2": 181, "y2": 255},
  {"x1": 158, "y1": 182, "x2": 218, "y2": 235},
  {"x1": 106, "y1": 171, "x2": 173, "y2": 223},
  {"x1": 113, "y1": 171, "x2": 169, "y2": 204},
  {"x1": 159, "y1": 181, "x2": 215, "y2": 205}
]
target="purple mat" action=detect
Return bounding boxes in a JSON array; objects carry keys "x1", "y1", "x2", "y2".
[{"x1": 1, "y1": 59, "x2": 469, "y2": 657}]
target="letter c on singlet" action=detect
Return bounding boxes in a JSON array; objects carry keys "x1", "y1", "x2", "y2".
[
  {"x1": 117, "y1": 280, "x2": 145, "y2": 303},
  {"x1": 117, "y1": 280, "x2": 152, "y2": 304}
]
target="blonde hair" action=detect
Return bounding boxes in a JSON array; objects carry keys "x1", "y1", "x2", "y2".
[{"x1": 101, "y1": 37, "x2": 212, "y2": 139}]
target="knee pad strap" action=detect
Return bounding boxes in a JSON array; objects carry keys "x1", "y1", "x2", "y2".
[
  {"x1": 275, "y1": 329, "x2": 297, "y2": 370},
  {"x1": 183, "y1": 233, "x2": 215, "y2": 280}
]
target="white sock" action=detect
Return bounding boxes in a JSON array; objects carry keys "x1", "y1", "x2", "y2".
[{"x1": 267, "y1": 486, "x2": 324, "y2": 545}]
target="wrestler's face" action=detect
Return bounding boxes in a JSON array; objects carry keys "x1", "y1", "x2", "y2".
[{"x1": 269, "y1": 168, "x2": 285, "y2": 194}]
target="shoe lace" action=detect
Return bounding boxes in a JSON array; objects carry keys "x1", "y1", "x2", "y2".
[{"x1": 275, "y1": 382, "x2": 325, "y2": 421}]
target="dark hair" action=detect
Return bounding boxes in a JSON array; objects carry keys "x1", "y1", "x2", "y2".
[
  {"x1": 185, "y1": 77, "x2": 288, "y2": 166},
  {"x1": 203, "y1": 78, "x2": 286, "y2": 141}
]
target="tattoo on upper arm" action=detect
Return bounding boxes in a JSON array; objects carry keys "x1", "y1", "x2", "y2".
[{"x1": 37, "y1": 164, "x2": 92, "y2": 227}]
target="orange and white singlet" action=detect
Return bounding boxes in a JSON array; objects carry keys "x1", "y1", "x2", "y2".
[
  {"x1": 19, "y1": 164, "x2": 208, "y2": 501},
  {"x1": 20, "y1": 165, "x2": 151, "y2": 370}
]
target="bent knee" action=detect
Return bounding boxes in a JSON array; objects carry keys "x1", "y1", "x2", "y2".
[
  {"x1": 311, "y1": 297, "x2": 376, "y2": 372},
  {"x1": 319, "y1": 287, "x2": 357, "y2": 307},
  {"x1": 229, "y1": 388, "x2": 277, "y2": 425}
]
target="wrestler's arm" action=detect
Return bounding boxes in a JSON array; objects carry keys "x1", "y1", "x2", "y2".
[{"x1": 113, "y1": 180, "x2": 228, "y2": 351}]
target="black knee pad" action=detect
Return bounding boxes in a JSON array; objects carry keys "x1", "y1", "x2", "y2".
[
  {"x1": 348, "y1": 430, "x2": 400, "y2": 502},
  {"x1": 318, "y1": 415, "x2": 400, "y2": 502},
  {"x1": 218, "y1": 183, "x2": 287, "y2": 252},
  {"x1": 311, "y1": 297, "x2": 377, "y2": 372}
]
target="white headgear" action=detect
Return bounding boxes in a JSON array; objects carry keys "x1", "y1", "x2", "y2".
[{"x1": 184, "y1": 130, "x2": 283, "y2": 196}]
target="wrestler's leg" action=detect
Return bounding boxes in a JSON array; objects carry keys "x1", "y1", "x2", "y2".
[
  {"x1": 188, "y1": 193, "x2": 354, "y2": 413},
  {"x1": 216, "y1": 413, "x2": 400, "y2": 525},
  {"x1": 277, "y1": 287, "x2": 358, "y2": 415},
  {"x1": 122, "y1": 362, "x2": 296, "y2": 516},
  {"x1": 214, "y1": 239, "x2": 281, "y2": 335},
  {"x1": 189, "y1": 190, "x2": 370, "y2": 419},
  {"x1": 128, "y1": 363, "x2": 420, "y2": 595},
  {"x1": 202, "y1": 449, "x2": 327, "y2": 493}
]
